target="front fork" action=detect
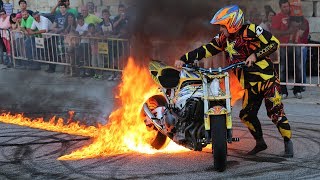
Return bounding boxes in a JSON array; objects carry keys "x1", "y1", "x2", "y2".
[{"x1": 203, "y1": 73, "x2": 239, "y2": 144}]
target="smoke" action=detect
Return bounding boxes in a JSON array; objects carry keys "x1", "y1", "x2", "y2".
[{"x1": 127, "y1": 0, "x2": 222, "y2": 64}]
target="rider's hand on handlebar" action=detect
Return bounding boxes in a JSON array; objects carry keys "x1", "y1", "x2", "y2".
[
  {"x1": 245, "y1": 53, "x2": 257, "y2": 67},
  {"x1": 175, "y1": 60, "x2": 185, "y2": 69}
]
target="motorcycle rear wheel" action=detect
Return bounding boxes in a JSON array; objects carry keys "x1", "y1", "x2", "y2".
[
  {"x1": 210, "y1": 114, "x2": 227, "y2": 172},
  {"x1": 144, "y1": 96, "x2": 169, "y2": 150}
]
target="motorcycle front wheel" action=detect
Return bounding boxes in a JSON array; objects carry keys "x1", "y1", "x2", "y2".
[{"x1": 210, "y1": 114, "x2": 227, "y2": 172}]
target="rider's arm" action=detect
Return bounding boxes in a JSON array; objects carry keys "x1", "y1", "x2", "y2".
[
  {"x1": 248, "y1": 24, "x2": 280, "y2": 61},
  {"x1": 180, "y1": 35, "x2": 223, "y2": 63}
]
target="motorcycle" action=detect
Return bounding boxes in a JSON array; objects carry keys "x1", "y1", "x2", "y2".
[{"x1": 142, "y1": 60, "x2": 245, "y2": 171}]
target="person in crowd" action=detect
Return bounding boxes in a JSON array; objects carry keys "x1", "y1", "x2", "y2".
[
  {"x1": 17, "y1": 0, "x2": 33, "y2": 16},
  {"x1": 99, "y1": 9, "x2": 113, "y2": 37},
  {"x1": 51, "y1": 3, "x2": 69, "y2": 34},
  {"x1": 271, "y1": 0, "x2": 303, "y2": 99},
  {"x1": 0, "y1": 9, "x2": 12, "y2": 67},
  {"x1": 9, "y1": 13, "x2": 24, "y2": 61},
  {"x1": 112, "y1": 4, "x2": 129, "y2": 38},
  {"x1": 3, "y1": 0, "x2": 13, "y2": 15},
  {"x1": 62, "y1": 13, "x2": 78, "y2": 75},
  {"x1": 259, "y1": 5, "x2": 276, "y2": 32},
  {"x1": 64, "y1": 30, "x2": 80, "y2": 76},
  {"x1": 75, "y1": 15, "x2": 90, "y2": 77},
  {"x1": 62, "y1": 13, "x2": 77, "y2": 34},
  {"x1": 87, "y1": 1, "x2": 100, "y2": 17},
  {"x1": 10, "y1": 13, "x2": 22, "y2": 30},
  {"x1": 175, "y1": 5, "x2": 294, "y2": 158},
  {"x1": 51, "y1": 0, "x2": 78, "y2": 17},
  {"x1": 84, "y1": 23, "x2": 102, "y2": 78},
  {"x1": 0, "y1": 0, "x2": 3, "y2": 10},
  {"x1": 80, "y1": 5, "x2": 103, "y2": 26},
  {"x1": 47, "y1": 3, "x2": 69, "y2": 73},
  {"x1": 75, "y1": 15, "x2": 88, "y2": 35},
  {"x1": 20, "y1": 10, "x2": 36, "y2": 69},
  {"x1": 28, "y1": 11, "x2": 53, "y2": 70},
  {"x1": 247, "y1": 7, "x2": 263, "y2": 25}
]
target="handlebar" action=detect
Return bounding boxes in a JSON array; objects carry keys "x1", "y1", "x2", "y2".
[{"x1": 182, "y1": 61, "x2": 245, "y2": 74}]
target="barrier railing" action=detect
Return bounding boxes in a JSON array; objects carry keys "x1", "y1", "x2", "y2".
[
  {"x1": 278, "y1": 43, "x2": 320, "y2": 87},
  {"x1": 9, "y1": 30, "x2": 130, "y2": 74}
]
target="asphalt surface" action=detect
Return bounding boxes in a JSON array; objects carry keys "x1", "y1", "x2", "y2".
[{"x1": 0, "y1": 64, "x2": 320, "y2": 179}]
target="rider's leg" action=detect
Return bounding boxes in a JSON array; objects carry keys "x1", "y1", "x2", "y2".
[
  {"x1": 239, "y1": 86, "x2": 267, "y2": 155},
  {"x1": 264, "y1": 78, "x2": 293, "y2": 157}
]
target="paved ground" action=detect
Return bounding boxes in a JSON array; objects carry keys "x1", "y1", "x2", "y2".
[{"x1": 0, "y1": 64, "x2": 320, "y2": 179}]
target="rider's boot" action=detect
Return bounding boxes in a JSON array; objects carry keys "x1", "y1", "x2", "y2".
[
  {"x1": 283, "y1": 139, "x2": 294, "y2": 158},
  {"x1": 247, "y1": 138, "x2": 268, "y2": 155}
]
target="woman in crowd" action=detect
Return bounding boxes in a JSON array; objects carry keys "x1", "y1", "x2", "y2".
[{"x1": 62, "y1": 13, "x2": 77, "y2": 35}]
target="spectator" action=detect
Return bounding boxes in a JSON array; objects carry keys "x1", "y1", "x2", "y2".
[
  {"x1": 80, "y1": 5, "x2": 102, "y2": 26},
  {"x1": 87, "y1": 2, "x2": 99, "y2": 17},
  {"x1": 20, "y1": 10, "x2": 35, "y2": 69},
  {"x1": 113, "y1": 4, "x2": 129, "y2": 38},
  {"x1": 10, "y1": 13, "x2": 24, "y2": 62},
  {"x1": 62, "y1": 13, "x2": 77, "y2": 75},
  {"x1": 51, "y1": 0, "x2": 78, "y2": 17},
  {"x1": 47, "y1": 3, "x2": 69, "y2": 73},
  {"x1": 75, "y1": 15, "x2": 90, "y2": 77},
  {"x1": 260, "y1": 5, "x2": 276, "y2": 32},
  {"x1": 3, "y1": 0, "x2": 13, "y2": 15},
  {"x1": 75, "y1": 15, "x2": 88, "y2": 35},
  {"x1": 29, "y1": 11, "x2": 53, "y2": 70},
  {"x1": 30, "y1": 11, "x2": 52, "y2": 36},
  {"x1": 84, "y1": 23, "x2": 102, "y2": 78},
  {"x1": 288, "y1": 0, "x2": 309, "y2": 90},
  {"x1": 247, "y1": 7, "x2": 263, "y2": 25},
  {"x1": 64, "y1": 30, "x2": 80, "y2": 76},
  {"x1": 10, "y1": 13, "x2": 22, "y2": 30},
  {"x1": 271, "y1": 0, "x2": 303, "y2": 99},
  {"x1": 62, "y1": 13, "x2": 77, "y2": 34},
  {"x1": 0, "y1": 9, "x2": 12, "y2": 67},
  {"x1": 51, "y1": 3, "x2": 69, "y2": 34},
  {"x1": 17, "y1": 0, "x2": 33, "y2": 16},
  {"x1": 99, "y1": 9, "x2": 113, "y2": 37},
  {"x1": 0, "y1": 0, "x2": 3, "y2": 10}
]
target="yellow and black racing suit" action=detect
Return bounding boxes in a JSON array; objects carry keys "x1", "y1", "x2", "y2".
[{"x1": 180, "y1": 24, "x2": 291, "y2": 142}]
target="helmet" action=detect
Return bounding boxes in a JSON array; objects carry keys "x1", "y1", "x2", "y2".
[{"x1": 210, "y1": 5, "x2": 244, "y2": 34}]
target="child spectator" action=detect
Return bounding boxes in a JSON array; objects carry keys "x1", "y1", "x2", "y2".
[
  {"x1": 84, "y1": 23, "x2": 102, "y2": 78},
  {"x1": 99, "y1": 9, "x2": 113, "y2": 37},
  {"x1": 3, "y1": 0, "x2": 13, "y2": 15}
]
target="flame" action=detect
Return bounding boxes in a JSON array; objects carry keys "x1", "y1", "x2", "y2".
[
  {"x1": 0, "y1": 112, "x2": 97, "y2": 137},
  {"x1": 58, "y1": 57, "x2": 188, "y2": 160},
  {"x1": 0, "y1": 57, "x2": 188, "y2": 161},
  {"x1": 229, "y1": 72, "x2": 245, "y2": 106}
]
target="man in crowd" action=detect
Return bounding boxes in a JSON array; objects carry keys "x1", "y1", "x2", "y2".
[
  {"x1": 271, "y1": 0, "x2": 303, "y2": 99},
  {"x1": 51, "y1": 0, "x2": 78, "y2": 17}
]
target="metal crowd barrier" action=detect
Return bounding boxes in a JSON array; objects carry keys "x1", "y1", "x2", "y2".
[
  {"x1": 9, "y1": 30, "x2": 130, "y2": 75},
  {"x1": 277, "y1": 43, "x2": 320, "y2": 87}
]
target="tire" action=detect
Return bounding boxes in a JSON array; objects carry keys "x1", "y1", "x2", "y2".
[
  {"x1": 210, "y1": 114, "x2": 227, "y2": 172},
  {"x1": 144, "y1": 96, "x2": 168, "y2": 150},
  {"x1": 151, "y1": 131, "x2": 168, "y2": 150}
]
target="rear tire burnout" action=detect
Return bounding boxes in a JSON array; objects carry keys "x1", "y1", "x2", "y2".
[{"x1": 145, "y1": 96, "x2": 168, "y2": 150}]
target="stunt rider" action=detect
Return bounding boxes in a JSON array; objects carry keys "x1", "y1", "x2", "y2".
[{"x1": 175, "y1": 5, "x2": 293, "y2": 157}]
